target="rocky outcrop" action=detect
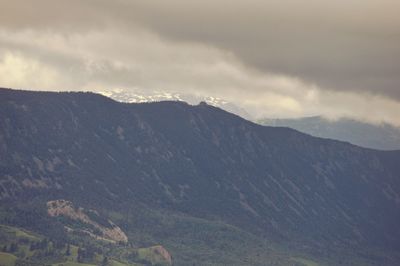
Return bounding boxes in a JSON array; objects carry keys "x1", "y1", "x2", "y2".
[
  {"x1": 47, "y1": 199, "x2": 128, "y2": 243},
  {"x1": 149, "y1": 245, "x2": 172, "y2": 265}
]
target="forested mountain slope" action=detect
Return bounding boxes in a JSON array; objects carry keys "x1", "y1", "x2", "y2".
[{"x1": 1, "y1": 88, "x2": 400, "y2": 265}]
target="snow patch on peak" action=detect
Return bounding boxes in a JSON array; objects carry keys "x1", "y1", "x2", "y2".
[{"x1": 99, "y1": 89, "x2": 252, "y2": 120}]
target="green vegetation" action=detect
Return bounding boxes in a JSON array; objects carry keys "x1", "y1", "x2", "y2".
[
  {"x1": 136, "y1": 246, "x2": 169, "y2": 266},
  {"x1": 107, "y1": 260, "x2": 129, "y2": 266},
  {"x1": 1, "y1": 199, "x2": 399, "y2": 266},
  {"x1": 2, "y1": 201, "x2": 397, "y2": 266},
  {"x1": 0, "y1": 225, "x2": 40, "y2": 242},
  {"x1": 0, "y1": 252, "x2": 17, "y2": 266},
  {"x1": 291, "y1": 257, "x2": 320, "y2": 266},
  {"x1": 1, "y1": 88, "x2": 400, "y2": 265},
  {"x1": 0, "y1": 223, "x2": 170, "y2": 266},
  {"x1": 52, "y1": 262, "x2": 96, "y2": 266},
  {"x1": 98, "y1": 205, "x2": 324, "y2": 266}
]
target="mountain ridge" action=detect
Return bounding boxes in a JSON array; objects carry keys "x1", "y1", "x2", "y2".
[
  {"x1": 258, "y1": 116, "x2": 400, "y2": 150},
  {"x1": 98, "y1": 88, "x2": 253, "y2": 120},
  {"x1": 1, "y1": 87, "x2": 400, "y2": 265}
]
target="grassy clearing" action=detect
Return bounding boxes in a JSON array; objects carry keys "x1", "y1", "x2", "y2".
[
  {"x1": 137, "y1": 247, "x2": 154, "y2": 262},
  {"x1": 0, "y1": 225, "x2": 40, "y2": 241},
  {"x1": 291, "y1": 257, "x2": 320, "y2": 266},
  {"x1": 52, "y1": 262, "x2": 97, "y2": 266},
  {"x1": 137, "y1": 245, "x2": 171, "y2": 266},
  {"x1": 108, "y1": 259, "x2": 132, "y2": 266},
  {"x1": 66, "y1": 245, "x2": 79, "y2": 261},
  {"x1": 0, "y1": 252, "x2": 17, "y2": 266}
]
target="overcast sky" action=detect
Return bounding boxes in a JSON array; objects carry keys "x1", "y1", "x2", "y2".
[{"x1": 0, "y1": 0, "x2": 399, "y2": 125}]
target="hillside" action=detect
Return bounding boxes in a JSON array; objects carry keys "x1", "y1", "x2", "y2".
[
  {"x1": 0, "y1": 88, "x2": 400, "y2": 265},
  {"x1": 258, "y1": 116, "x2": 400, "y2": 150}
]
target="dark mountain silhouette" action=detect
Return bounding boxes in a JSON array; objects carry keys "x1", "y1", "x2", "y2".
[{"x1": 1, "y1": 88, "x2": 400, "y2": 265}]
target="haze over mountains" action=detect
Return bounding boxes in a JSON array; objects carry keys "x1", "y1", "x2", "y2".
[
  {"x1": 100, "y1": 88, "x2": 400, "y2": 151},
  {"x1": 1, "y1": 1, "x2": 399, "y2": 265},
  {"x1": 1, "y1": 88, "x2": 400, "y2": 265},
  {"x1": 259, "y1": 116, "x2": 400, "y2": 151}
]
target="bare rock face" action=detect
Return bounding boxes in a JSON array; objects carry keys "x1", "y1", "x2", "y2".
[
  {"x1": 47, "y1": 199, "x2": 128, "y2": 243},
  {"x1": 137, "y1": 245, "x2": 173, "y2": 266},
  {"x1": 149, "y1": 245, "x2": 173, "y2": 265}
]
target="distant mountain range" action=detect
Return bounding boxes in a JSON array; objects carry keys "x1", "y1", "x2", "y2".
[
  {"x1": 258, "y1": 116, "x2": 400, "y2": 151},
  {"x1": 1, "y1": 88, "x2": 400, "y2": 265},
  {"x1": 99, "y1": 88, "x2": 252, "y2": 120},
  {"x1": 100, "y1": 89, "x2": 400, "y2": 151}
]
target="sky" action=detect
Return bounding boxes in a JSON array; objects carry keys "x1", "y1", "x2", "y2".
[{"x1": 0, "y1": 0, "x2": 399, "y2": 125}]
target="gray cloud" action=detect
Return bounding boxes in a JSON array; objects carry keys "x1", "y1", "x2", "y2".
[
  {"x1": 1, "y1": 0, "x2": 399, "y2": 99},
  {"x1": 0, "y1": 0, "x2": 399, "y2": 125},
  {"x1": 123, "y1": 1, "x2": 400, "y2": 99}
]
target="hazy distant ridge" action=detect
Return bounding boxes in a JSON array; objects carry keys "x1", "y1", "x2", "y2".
[{"x1": 259, "y1": 116, "x2": 400, "y2": 150}]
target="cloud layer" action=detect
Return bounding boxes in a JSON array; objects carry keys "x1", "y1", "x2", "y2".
[{"x1": 0, "y1": 0, "x2": 399, "y2": 125}]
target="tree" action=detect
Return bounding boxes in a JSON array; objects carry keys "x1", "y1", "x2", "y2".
[
  {"x1": 101, "y1": 256, "x2": 109, "y2": 266},
  {"x1": 77, "y1": 247, "x2": 83, "y2": 262},
  {"x1": 39, "y1": 238, "x2": 48, "y2": 249},
  {"x1": 9, "y1": 243, "x2": 18, "y2": 253},
  {"x1": 65, "y1": 244, "x2": 71, "y2": 256}
]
